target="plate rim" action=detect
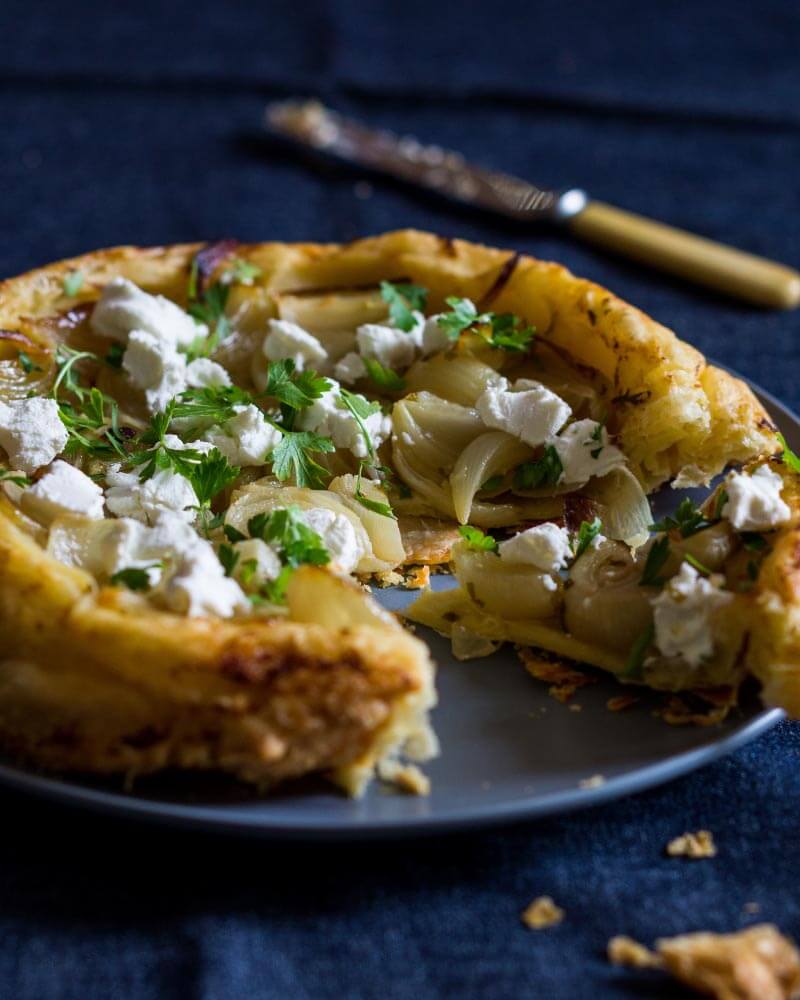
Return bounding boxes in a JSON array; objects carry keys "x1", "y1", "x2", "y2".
[{"x1": 0, "y1": 369, "x2": 792, "y2": 839}]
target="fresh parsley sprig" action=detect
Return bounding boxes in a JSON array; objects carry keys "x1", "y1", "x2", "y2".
[
  {"x1": 354, "y1": 463, "x2": 396, "y2": 519},
  {"x1": 483, "y1": 313, "x2": 535, "y2": 353},
  {"x1": 51, "y1": 346, "x2": 126, "y2": 460},
  {"x1": 380, "y1": 281, "x2": 427, "y2": 332},
  {"x1": 186, "y1": 280, "x2": 230, "y2": 361},
  {"x1": 436, "y1": 297, "x2": 490, "y2": 340},
  {"x1": 639, "y1": 536, "x2": 670, "y2": 587},
  {"x1": 248, "y1": 505, "x2": 330, "y2": 569},
  {"x1": 265, "y1": 359, "x2": 331, "y2": 424},
  {"x1": 110, "y1": 564, "x2": 162, "y2": 592},
  {"x1": 186, "y1": 448, "x2": 240, "y2": 535},
  {"x1": 574, "y1": 518, "x2": 602, "y2": 559},
  {"x1": 267, "y1": 427, "x2": 335, "y2": 489},
  {"x1": 513, "y1": 446, "x2": 563, "y2": 490},
  {"x1": 127, "y1": 402, "x2": 205, "y2": 481},
  {"x1": 171, "y1": 384, "x2": 255, "y2": 425},
  {"x1": 458, "y1": 524, "x2": 499, "y2": 553},
  {"x1": 363, "y1": 358, "x2": 406, "y2": 392},
  {"x1": 650, "y1": 497, "x2": 715, "y2": 538},
  {"x1": 337, "y1": 388, "x2": 381, "y2": 459}
]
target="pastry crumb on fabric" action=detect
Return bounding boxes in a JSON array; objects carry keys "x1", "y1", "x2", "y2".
[
  {"x1": 743, "y1": 902, "x2": 762, "y2": 915},
  {"x1": 579, "y1": 774, "x2": 605, "y2": 789},
  {"x1": 655, "y1": 693, "x2": 735, "y2": 727},
  {"x1": 373, "y1": 569, "x2": 404, "y2": 588},
  {"x1": 521, "y1": 896, "x2": 564, "y2": 930},
  {"x1": 607, "y1": 936, "x2": 661, "y2": 969},
  {"x1": 403, "y1": 565, "x2": 431, "y2": 590},
  {"x1": 517, "y1": 648, "x2": 599, "y2": 703},
  {"x1": 666, "y1": 830, "x2": 718, "y2": 859},
  {"x1": 656, "y1": 924, "x2": 800, "y2": 1000},
  {"x1": 377, "y1": 759, "x2": 431, "y2": 796},
  {"x1": 607, "y1": 694, "x2": 640, "y2": 712}
]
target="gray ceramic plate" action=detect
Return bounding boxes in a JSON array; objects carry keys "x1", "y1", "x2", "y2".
[{"x1": 0, "y1": 376, "x2": 791, "y2": 838}]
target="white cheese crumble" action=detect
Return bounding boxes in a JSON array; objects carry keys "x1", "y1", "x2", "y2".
[
  {"x1": 333, "y1": 351, "x2": 367, "y2": 384},
  {"x1": 296, "y1": 380, "x2": 391, "y2": 459},
  {"x1": 232, "y1": 538, "x2": 282, "y2": 587},
  {"x1": 552, "y1": 419, "x2": 626, "y2": 485},
  {"x1": 651, "y1": 562, "x2": 733, "y2": 667},
  {"x1": 420, "y1": 315, "x2": 453, "y2": 356},
  {"x1": 300, "y1": 507, "x2": 365, "y2": 574},
  {"x1": 721, "y1": 464, "x2": 790, "y2": 532},
  {"x1": 185, "y1": 358, "x2": 231, "y2": 388},
  {"x1": 498, "y1": 522, "x2": 572, "y2": 572},
  {"x1": 476, "y1": 378, "x2": 571, "y2": 447},
  {"x1": 263, "y1": 319, "x2": 328, "y2": 372},
  {"x1": 91, "y1": 277, "x2": 200, "y2": 349},
  {"x1": 162, "y1": 539, "x2": 248, "y2": 618},
  {"x1": 355, "y1": 322, "x2": 418, "y2": 371},
  {"x1": 202, "y1": 404, "x2": 280, "y2": 466},
  {"x1": 22, "y1": 460, "x2": 104, "y2": 524},
  {"x1": 0, "y1": 397, "x2": 68, "y2": 473},
  {"x1": 105, "y1": 464, "x2": 198, "y2": 525},
  {"x1": 122, "y1": 330, "x2": 188, "y2": 414}
]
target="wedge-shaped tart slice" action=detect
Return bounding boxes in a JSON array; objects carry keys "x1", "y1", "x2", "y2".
[
  {"x1": 0, "y1": 230, "x2": 781, "y2": 792},
  {"x1": 408, "y1": 456, "x2": 800, "y2": 716}
]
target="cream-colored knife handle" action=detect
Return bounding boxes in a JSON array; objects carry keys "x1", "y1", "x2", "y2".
[{"x1": 569, "y1": 200, "x2": 800, "y2": 309}]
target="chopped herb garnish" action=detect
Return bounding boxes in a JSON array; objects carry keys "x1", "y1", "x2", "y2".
[
  {"x1": 218, "y1": 543, "x2": 240, "y2": 577},
  {"x1": 354, "y1": 464, "x2": 396, "y2": 519},
  {"x1": 268, "y1": 428, "x2": 335, "y2": 489},
  {"x1": 104, "y1": 343, "x2": 125, "y2": 370},
  {"x1": 483, "y1": 313, "x2": 535, "y2": 353},
  {"x1": 684, "y1": 553, "x2": 711, "y2": 576},
  {"x1": 650, "y1": 497, "x2": 714, "y2": 538},
  {"x1": 639, "y1": 536, "x2": 671, "y2": 587},
  {"x1": 363, "y1": 358, "x2": 406, "y2": 392},
  {"x1": 622, "y1": 623, "x2": 655, "y2": 679},
  {"x1": 223, "y1": 524, "x2": 247, "y2": 544},
  {"x1": 338, "y1": 388, "x2": 381, "y2": 459},
  {"x1": 51, "y1": 347, "x2": 126, "y2": 460},
  {"x1": 221, "y1": 258, "x2": 262, "y2": 286},
  {"x1": 248, "y1": 505, "x2": 330, "y2": 569},
  {"x1": 380, "y1": 280, "x2": 427, "y2": 332},
  {"x1": 513, "y1": 446, "x2": 563, "y2": 490},
  {"x1": 480, "y1": 474, "x2": 504, "y2": 493},
  {"x1": 264, "y1": 359, "x2": 330, "y2": 422},
  {"x1": 574, "y1": 518, "x2": 603, "y2": 559},
  {"x1": 186, "y1": 281, "x2": 230, "y2": 361},
  {"x1": 458, "y1": 524, "x2": 499, "y2": 553},
  {"x1": 436, "y1": 297, "x2": 488, "y2": 340},
  {"x1": 186, "y1": 449, "x2": 240, "y2": 534},
  {"x1": 588, "y1": 422, "x2": 604, "y2": 459},
  {"x1": 127, "y1": 402, "x2": 204, "y2": 480},
  {"x1": 110, "y1": 565, "x2": 161, "y2": 592},
  {"x1": 0, "y1": 469, "x2": 31, "y2": 487},
  {"x1": 63, "y1": 271, "x2": 84, "y2": 297},
  {"x1": 17, "y1": 351, "x2": 41, "y2": 374},
  {"x1": 778, "y1": 434, "x2": 800, "y2": 473},
  {"x1": 172, "y1": 384, "x2": 255, "y2": 426},
  {"x1": 262, "y1": 565, "x2": 294, "y2": 605}
]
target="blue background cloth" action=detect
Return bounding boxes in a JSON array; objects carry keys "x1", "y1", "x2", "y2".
[{"x1": 2, "y1": 1, "x2": 800, "y2": 996}]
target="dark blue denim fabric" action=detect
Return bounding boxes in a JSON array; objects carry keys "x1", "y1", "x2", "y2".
[{"x1": 1, "y1": 2, "x2": 799, "y2": 996}]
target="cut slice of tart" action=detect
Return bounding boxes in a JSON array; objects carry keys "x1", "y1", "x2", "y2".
[{"x1": 0, "y1": 230, "x2": 783, "y2": 793}]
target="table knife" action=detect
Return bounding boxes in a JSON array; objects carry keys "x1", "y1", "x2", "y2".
[{"x1": 265, "y1": 100, "x2": 800, "y2": 310}]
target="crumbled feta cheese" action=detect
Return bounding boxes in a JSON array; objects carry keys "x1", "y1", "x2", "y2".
[
  {"x1": 552, "y1": 419, "x2": 626, "y2": 485},
  {"x1": 91, "y1": 276, "x2": 200, "y2": 349},
  {"x1": 232, "y1": 538, "x2": 282, "y2": 587},
  {"x1": 300, "y1": 507, "x2": 365, "y2": 573},
  {"x1": 202, "y1": 404, "x2": 280, "y2": 466},
  {"x1": 185, "y1": 357, "x2": 231, "y2": 388},
  {"x1": 0, "y1": 397, "x2": 68, "y2": 473},
  {"x1": 296, "y1": 380, "x2": 391, "y2": 459},
  {"x1": 651, "y1": 562, "x2": 733, "y2": 667},
  {"x1": 356, "y1": 322, "x2": 418, "y2": 370},
  {"x1": 263, "y1": 319, "x2": 328, "y2": 372},
  {"x1": 420, "y1": 314, "x2": 453, "y2": 356},
  {"x1": 721, "y1": 464, "x2": 790, "y2": 531},
  {"x1": 122, "y1": 330, "x2": 188, "y2": 413},
  {"x1": 334, "y1": 351, "x2": 367, "y2": 384},
  {"x1": 476, "y1": 379, "x2": 571, "y2": 447},
  {"x1": 498, "y1": 522, "x2": 572, "y2": 571},
  {"x1": 105, "y1": 464, "x2": 198, "y2": 524},
  {"x1": 22, "y1": 460, "x2": 104, "y2": 524},
  {"x1": 162, "y1": 539, "x2": 248, "y2": 618}
]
